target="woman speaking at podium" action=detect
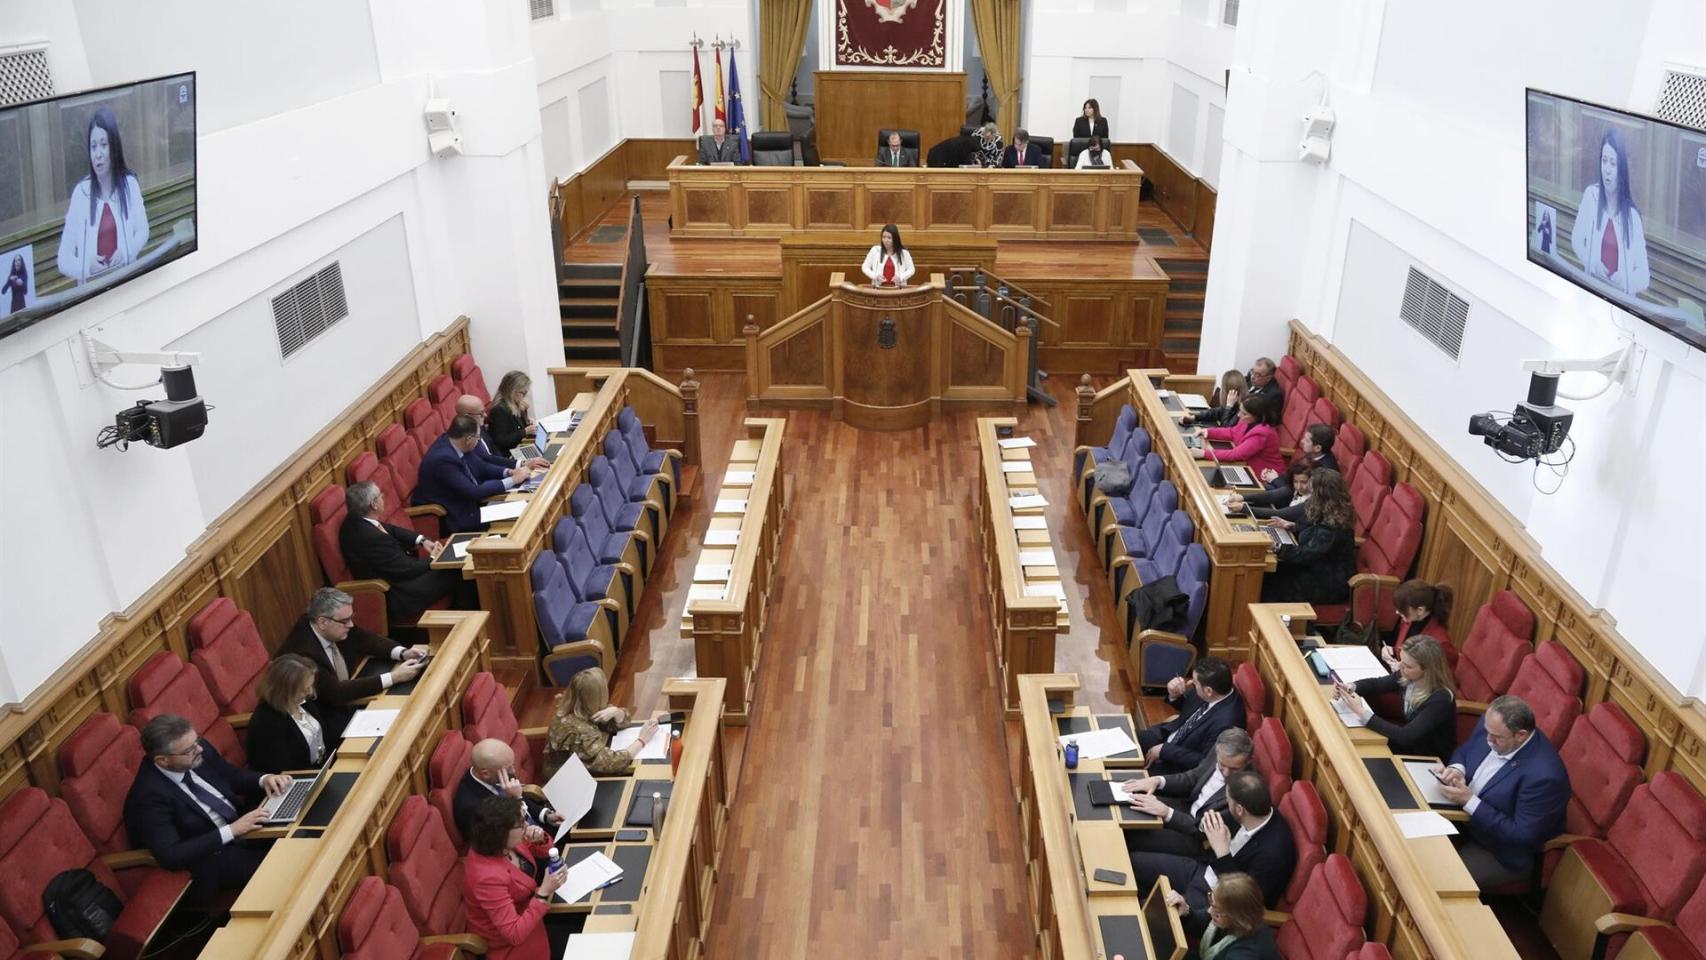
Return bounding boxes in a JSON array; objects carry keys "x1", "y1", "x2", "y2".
[{"x1": 861, "y1": 224, "x2": 915, "y2": 288}]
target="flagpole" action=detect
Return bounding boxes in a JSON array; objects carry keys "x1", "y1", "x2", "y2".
[{"x1": 689, "y1": 35, "x2": 704, "y2": 135}]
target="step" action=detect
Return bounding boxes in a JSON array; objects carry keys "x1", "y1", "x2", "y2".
[
  {"x1": 565, "y1": 337, "x2": 622, "y2": 350},
  {"x1": 561, "y1": 304, "x2": 621, "y2": 321},
  {"x1": 559, "y1": 297, "x2": 620, "y2": 308},
  {"x1": 561, "y1": 263, "x2": 623, "y2": 281},
  {"x1": 563, "y1": 329, "x2": 620, "y2": 345},
  {"x1": 566, "y1": 357, "x2": 622, "y2": 368},
  {"x1": 1153, "y1": 258, "x2": 1209, "y2": 277},
  {"x1": 562, "y1": 318, "x2": 619, "y2": 332}
]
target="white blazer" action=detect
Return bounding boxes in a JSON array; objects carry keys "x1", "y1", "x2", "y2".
[
  {"x1": 57, "y1": 175, "x2": 150, "y2": 285},
  {"x1": 861, "y1": 245, "x2": 915, "y2": 286},
  {"x1": 1568, "y1": 184, "x2": 1650, "y2": 296}
]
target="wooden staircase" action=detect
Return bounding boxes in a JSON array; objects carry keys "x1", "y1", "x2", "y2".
[
  {"x1": 1156, "y1": 256, "x2": 1207, "y2": 372},
  {"x1": 560, "y1": 263, "x2": 623, "y2": 366}
]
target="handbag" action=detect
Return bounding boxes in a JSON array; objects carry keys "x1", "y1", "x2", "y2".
[{"x1": 1093, "y1": 460, "x2": 1133, "y2": 496}]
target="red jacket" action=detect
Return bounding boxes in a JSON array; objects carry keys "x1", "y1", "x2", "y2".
[
  {"x1": 463, "y1": 843, "x2": 552, "y2": 960},
  {"x1": 1204, "y1": 421, "x2": 1286, "y2": 479}
]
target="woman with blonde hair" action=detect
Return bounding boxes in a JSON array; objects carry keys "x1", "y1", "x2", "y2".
[
  {"x1": 1334, "y1": 635, "x2": 1457, "y2": 761},
  {"x1": 542, "y1": 668, "x2": 658, "y2": 778},
  {"x1": 1166, "y1": 872, "x2": 1279, "y2": 959},
  {"x1": 246, "y1": 654, "x2": 337, "y2": 773},
  {"x1": 487, "y1": 370, "x2": 535, "y2": 455}
]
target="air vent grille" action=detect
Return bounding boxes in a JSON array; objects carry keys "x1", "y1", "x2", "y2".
[
  {"x1": 1656, "y1": 69, "x2": 1706, "y2": 131},
  {"x1": 530, "y1": 0, "x2": 556, "y2": 20},
  {"x1": 0, "y1": 47, "x2": 53, "y2": 107},
  {"x1": 273, "y1": 262, "x2": 349, "y2": 361},
  {"x1": 1222, "y1": 0, "x2": 1240, "y2": 27},
  {"x1": 1399, "y1": 266, "x2": 1468, "y2": 361}
]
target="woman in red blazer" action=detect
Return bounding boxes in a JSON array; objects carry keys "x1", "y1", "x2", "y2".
[
  {"x1": 1194, "y1": 393, "x2": 1286, "y2": 479},
  {"x1": 462, "y1": 796, "x2": 565, "y2": 960}
]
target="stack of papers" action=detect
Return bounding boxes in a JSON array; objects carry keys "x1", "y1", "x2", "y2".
[
  {"x1": 1059, "y1": 726, "x2": 1139, "y2": 761},
  {"x1": 1316, "y1": 646, "x2": 1388, "y2": 684},
  {"x1": 713, "y1": 499, "x2": 748, "y2": 515},
  {"x1": 563, "y1": 932, "x2": 637, "y2": 960},
  {"x1": 1024, "y1": 581, "x2": 1067, "y2": 603},
  {"x1": 1403, "y1": 761, "x2": 1459, "y2": 806},
  {"x1": 1000, "y1": 460, "x2": 1033, "y2": 474},
  {"x1": 687, "y1": 583, "x2": 726, "y2": 602},
  {"x1": 1018, "y1": 549, "x2": 1055, "y2": 566},
  {"x1": 537, "y1": 408, "x2": 580, "y2": 432},
  {"x1": 693, "y1": 564, "x2": 732, "y2": 582},
  {"x1": 704, "y1": 529, "x2": 740, "y2": 546},
  {"x1": 724, "y1": 470, "x2": 756, "y2": 485},
  {"x1": 998, "y1": 436, "x2": 1037, "y2": 449},
  {"x1": 1009, "y1": 494, "x2": 1048, "y2": 510},
  {"x1": 558, "y1": 851, "x2": 623, "y2": 903},
  {"x1": 479, "y1": 500, "x2": 527, "y2": 523},
  {"x1": 611, "y1": 723, "x2": 670, "y2": 760},
  {"x1": 1179, "y1": 393, "x2": 1211, "y2": 410},
  {"x1": 1393, "y1": 811, "x2": 1458, "y2": 839},
  {"x1": 343, "y1": 708, "x2": 400, "y2": 739},
  {"x1": 1011, "y1": 516, "x2": 1048, "y2": 530}
]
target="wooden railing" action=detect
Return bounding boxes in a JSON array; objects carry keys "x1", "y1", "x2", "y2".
[{"x1": 683, "y1": 419, "x2": 787, "y2": 723}]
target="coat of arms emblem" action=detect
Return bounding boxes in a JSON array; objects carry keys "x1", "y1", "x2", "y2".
[{"x1": 865, "y1": 0, "x2": 917, "y2": 24}]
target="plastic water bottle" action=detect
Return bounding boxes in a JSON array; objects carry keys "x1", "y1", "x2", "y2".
[
  {"x1": 546, "y1": 847, "x2": 564, "y2": 875},
  {"x1": 1064, "y1": 739, "x2": 1079, "y2": 769}
]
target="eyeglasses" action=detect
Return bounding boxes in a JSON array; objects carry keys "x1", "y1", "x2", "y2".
[
  {"x1": 319, "y1": 615, "x2": 356, "y2": 627},
  {"x1": 162, "y1": 741, "x2": 202, "y2": 757}
]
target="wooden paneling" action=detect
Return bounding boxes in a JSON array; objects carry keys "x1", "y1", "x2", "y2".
[
  {"x1": 813, "y1": 70, "x2": 965, "y2": 164},
  {"x1": 978, "y1": 419, "x2": 1070, "y2": 710},
  {"x1": 779, "y1": 232, "x2": 997, "y2": 314},
  {"x1": 648, "y1": 273, "x2": 785, "y2": 373},
  {"x1": 1009, "y1": 274, "x2": 1170, "y2": 374},
  {"x1": 1130, "y1": 143, "x2": 1216, "y2": 253}
]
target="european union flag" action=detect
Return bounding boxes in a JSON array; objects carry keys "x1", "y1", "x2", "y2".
[{"x1": 727, "y1": 54, "x2": 750, "y2": 163}]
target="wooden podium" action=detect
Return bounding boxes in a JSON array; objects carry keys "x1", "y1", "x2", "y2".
[{"x1": 743, "y1": 273, "x2": 1028, "y2": 430}]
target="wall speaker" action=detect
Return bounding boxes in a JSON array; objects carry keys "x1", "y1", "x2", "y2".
[{"x1": 424, "y1": 98, "x2": 462, "y2": 158}]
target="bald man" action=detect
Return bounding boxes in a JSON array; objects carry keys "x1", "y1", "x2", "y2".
[
  {"x1": 453, "y1": 738, "x2": 563, "y2": 842},
  {"x1": 456, "y1": 395, "x2": 548, "y2": 471}
]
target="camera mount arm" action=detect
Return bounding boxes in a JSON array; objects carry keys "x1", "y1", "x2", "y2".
[
  {"x1": 1520, "y1": 345, "x2": 1636, "y2": 402},
  {"x1": 83, "y1": 333, "x2": 200, "y2": 380}
]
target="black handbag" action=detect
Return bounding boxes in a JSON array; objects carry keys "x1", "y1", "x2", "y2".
[{"x1": 42, "y1": 868, "x2": 123, "y2": 941}]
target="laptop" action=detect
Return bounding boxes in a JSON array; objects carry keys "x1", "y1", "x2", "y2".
[
  {"x1": 515, "y1": 423, "x2": 565, "y2": 464},
  {"x1": 1218, "y1": 465, "x2": 1255, "y2": 487},
  {"x1": 1261, "y1": 525, "x2": 1297, "y2": 547},
  {"x1": 261, "y1": 757, "x2": 335, "y2": 826}
]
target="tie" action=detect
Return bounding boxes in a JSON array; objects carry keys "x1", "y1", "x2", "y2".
[
  {"x1": 1168, "y1": 700, "x2": 1211, "y2": 744},
  {"x1": 459, "y1": 454, "x2": 476, "y2": 484},
  {"x1": 183, "y1": 772, "x2": 239, "y2": 824},
  {"x1": 324, "y1": 639, "x2": 350, "y2": 681},
  {"x1": 892, "y1": 150, "x2": 899, "y2": 166}
]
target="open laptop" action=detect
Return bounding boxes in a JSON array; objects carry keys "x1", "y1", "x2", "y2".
[
  {"x1": 261, "y1": 756, "x2": 335, "y2": 826},
  {"x1": 1260, "y1": 525, "x2": 1297, "y2": 547},
  {"x1": 515, "y1": 423, "x2": 565, "y2": 464}
]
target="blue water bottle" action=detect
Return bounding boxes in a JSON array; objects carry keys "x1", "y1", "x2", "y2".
[
  {"x1": 547, "y1": 847, "x2": 564, "y2": 875},
  {"x1": 1064, "y1": 739, "x2": 1079, "y2": 769}
]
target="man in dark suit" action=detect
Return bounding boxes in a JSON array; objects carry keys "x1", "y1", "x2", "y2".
[
  {"x1": 875, "y1": 131, "x2": 918, "y2": 168},
  {"x1": 1229, "y1": 461, "x2": 1313, "y2": 524},
  {"x1": 1436, "y1": 695, "x2": 1570, "y2": 888},
  {"x1": 1183, "y1": 357, "x2": 1285, "y2": 427},
  {"x1": 452, "y1": 738, "x2": 564, "y2": 843},
  {"x1": 697, "y1": 120, "x2": 741, "y2": 164},
  {"x1": 1121, "y1": 727, "x2": 1254, "y2": 859},
  {"x1": 276, "y1": 587, "x2": 428, "y2": 741},
  {"x1": 1130, "y1": 770, "x2": 1296, "y2": 936},
  {"x1": 412, "y1": 414, "x2": 532, "y2": 534},
  {"x1": 124, "y1": 714, "x2": 292, "y2": 906},
  {"x1": 1259, "y1": 423, "x2": 1339, "y2": 486},
  {"x1": 1001, "y1": 129, "x2": 1046, "y2": 168},
  {"x1": 1137, "y1": 657, "x2": 1245, "y2": 776},
  {"x1": 454, "y1": 394, "x2": 548, "y2": 471},
  {"x1": 339, "y1": 481, "x2": 472, "y2": 623}
]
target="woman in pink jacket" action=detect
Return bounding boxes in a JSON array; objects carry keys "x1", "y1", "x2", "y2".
[{"x1": 1195, "y1": 392, "x2": 1286, "y2": 479}]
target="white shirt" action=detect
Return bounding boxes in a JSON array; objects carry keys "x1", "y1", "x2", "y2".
[
  {"x1": 367, "y1": 516, "x2": 424, "y2": 548},
  {"x1": 1450, "y1": 734, "x2": 1533, "y2": 816},
  {"x1": 1204, "y1": 811, "x2": 1273, "y2": 889},
  {"x1": 310, "y1": 623, "x2": 403, "y2": 689},
  {"x1": 289, "y1": 706, "x2": 326, "y2": 765},
  {"x1": 157, "y1": 765, "x2": 236, "y2": 845},
  {"x1": 1075, "y1": 149, "x2": 1109, "y2": 169},
  {"x1": 860, "y1": 246, "x2": 915, "y2": 286},
  {"x1": 1189, "y1": 767, "x2": 1226, "y2": 818}
]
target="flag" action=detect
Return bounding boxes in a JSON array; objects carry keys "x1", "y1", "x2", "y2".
[
  {"x1": 690, "y1": 46, "x2": 704, "y2": 133},
  {"x1": 727, "y1": 54, "x2": 749, "y2": 163},
  {"x1": 713, "y1": 46, "x2": 727, "y2": 124}
]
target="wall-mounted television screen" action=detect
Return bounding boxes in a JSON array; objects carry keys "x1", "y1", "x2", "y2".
[
  {"x1": 0, "y1": 72, "x2": 196, "y2": 342},
  {"x1": 1526, "y1": 89, "x2": 1706, "y2": 353}
]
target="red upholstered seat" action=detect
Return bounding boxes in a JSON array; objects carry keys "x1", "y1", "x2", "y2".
[
  {"x1": 1506, "y1": 641, "x2": 1584, "y2": 745},
  {"x1": 309, "y1": 484, "x2": 389, "y2": 635},
  {"x1": 378, "y1": 424, "x2": 425, "y2": 500},
  {"x1": 386, "y1": 795, "x2": 466, "y2": 935},
  {"x1": 1347, "y1": 450, "x2": 1392, "y2": 540},
  {"x1": 1275, "y1": 854, "x2": 1366, "y2": 960},
  {"x1": 404, "y1": 397, "x2": 440, "y2": 431},
  {"x1": 1550, "y1": 703, "x2": 1645, "y2": 887},
  {"x1": 126, "y1": 650, "x2": 245, "y2": 766},
  {"x1": 462, "y1": 672, "x2": 537, "y2": 785},
  {"x1": 452, "y1": 354, "x2": 490, "y2": 407},
  {"x1": 1347, "y1": 945, "x2": 1393, "y2": 960},
  {"x1": 1454, "y1": 591, "x2": 1535, "y2": 738},
  {"x1": 428, "y1": 375, "x2": 458, "y2": 427},
  {"x1": 337, "y1": 876, "x2": 457, "y2": 960},
  {"x1": 349, "y1": 451, "x2": 436, "y2": 540},
  {"x1": 0, "y1": 788, "x2": 191, "y2": 960},
  {"x1": 429, "y1": 730, "x2": 473, "y2": 849},
  {"x1": 1233, "y1": 662, "x2": 1266, "y2": 731},
  {"x1": 1280, "y1": 376, "x2": 1322, "y2": 450},
  {"x1": 186, "y1": 597, "x2": 266, "y2": 717},
  {"x1": 1627, "y1": 880, "x2": 1706, "y2": 960},
  {"x1": 1336, "y1": 422, "x2": 1366, "y2": 460},
  {"x1": 1335, "y1": 451, "x2": 1361, "y2": 492},
  {"x1": 1252, "y1": 717, "x2": 1293, "y2": 807},
  {"x1": 57, "y1": 713, "x2": 142, "y2": 855},
  {"x1": 1278, "y1": 355, "x2": 1302, "y2": 387},
  {"x1": 1322, "y1": 483, "x2": 1424, "y2": 629},
  {"x1": 1278, "y1": 781, "x2": 1328, "y2": 913},
  {"x1": 1309, "y1": 397, "x2": 1343, "y2": 432}
]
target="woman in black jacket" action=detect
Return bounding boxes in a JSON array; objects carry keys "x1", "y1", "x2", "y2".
[
  {"x1": 1258, "y1": 468, "x2": 1356, "y2": 605},
  {"x1": 486, "y1": 370, "x2": 536, "y2": 454},
  {"x1": 1183, "y1": 369, "x2": 1249, "y2": 428},
  {"x1": 1073, "y1": 98, "x2": 1110, "y2": 140},
  {"x1": 1334, "y1": 636, "x2": 1457, "y2": 761},
  {"x1": 246, "y1": 654, "x2": 338, "y2": 774}
]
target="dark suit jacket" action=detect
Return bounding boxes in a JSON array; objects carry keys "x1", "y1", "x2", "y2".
[
  {"x1": 486, "y1": 405, "x2": 528, "y2": 456},
  {"x1": 1073, "y1": 116, "x2": 1110, "y2": 140},
  {"x1": 1204, "y1": 809, "x2": 1297, "y2": 908},
  {"x1": 414, "y1": 433, "x2": 509, "y2": 533},
  {"x1": 1243, "y1": 485, "x2": 1308, "y2": 523},
  {"x1": 697, "y1": 136, "x2": 741, "y2": 164},
  {"x1": 1151, "y1": 691, "x2": 1245, "y2": 773},
  {"x1": 1001, "y1": 142, "x2": 1045, "y2": 168},
  {"x1": 452, "y1": 770, "x2": 554, "y2": 843},
  {"x1": 1263, "y1": 522, "x2": 1356, "y2": 605},
  {"x1": 276, "y1": 615, "x2": 399, "y2": 740},
  {"x1": 1449, "y1": 720, "x2": 1570, "y2": 869},
  {"x1": 1352, "y1": 674, "x2": 1455, "y2": 761},
  {"x1": 339, "y1": 513, "x2": 449, "y2": 621},
  {"x1": 475, "y1": 434, "x2": 515, "y2": 469},
  {"x1": 874, "y1": 147, "x2": 918, "y2": 168},
  {"x1": 1155, "y1": 753, "x2": 1233, "y2": 840},
  {"x1": 123, "y1": 741, "x2": 264, "y2": 890},
  {"x1": 1187, "y1": 926, "x2": 1280, "y2": 960},
  {"x1": 245, "y1": 700, "x2": 337, "y2": 775}
]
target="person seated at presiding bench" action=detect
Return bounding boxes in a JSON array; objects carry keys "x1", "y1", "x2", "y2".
[
  {"x1": 1138, "y1": 657, "x2": 1245, "y2": 776},
  {"x1": 246, "y1": 654, "x2": 340, "y2": 775},
  {"x1": 697, "y1": 119, "x2": 741, "y2": 165},
  {"x1": 1132, "y1": 770, "x2": 1297, "y2": 937},
  {"x1": 973, "y1": 122, "x2": 1004, "y2": 168},
  {"x1": 543, "y1": 667, "x2": 660, "y2": 778},
  {"x1": 860, "y1": 223, "x2": 915, "y2": 288},
  {"x1": 457, "y1": 394, "x2": 548, "y2": 471},
  {"x1": 1165, "y1": 872, "x2": 1282, "y2": 960},
  {"x1": 1333, "y1": 635, "x2": 1457, "y2": 762},
  {"x1": 1001, "y1": 128, "x2": 1046, "y2": 168},
  {"x1": 1194, "y1": 392, "x2": 1287, "y2": 480},
  {"x1": 1434, "y1": 694, "x2": 1570, "y2": 889},
  {"x1": 1262, "y1": 423, "x2": 1338, "y2": 486},
  {"x1": 875, "y1": 131, "x2": 917, "y2": 168},
  {"x1": 1122, "y1": 727, "x2": 1254, "y2": 859},
  {"x1": 1258, "y1": 469, "x2": 1357, "y2": 606},
  {"x1": 454, "y1": 738, "x2": 565, "y2": 843},
  {"x1": 1073, "y1": 136, "x2": 1110, "y2": 169},
  {"x1": 125, "y1": 714, "x2": 293, "y2": 906},
  {"x1": 1183, "y1": 359, "x2": 1283, "y2": 426},
  {"x1": 1223, "y1": 460, "x2": 1312, "y2": 525},
  {"x1": 340, "y1": 481, "x2": 473, "y2": 623},
  {"x1": 276, "y1": 587, "x2": 427, "y2": 741},
  {"x1": 463, "y1": 795, "x2": 571, "y2": 960},
  {"x1": 414, "y1": 414, "x2": 534, "y2": 533}
]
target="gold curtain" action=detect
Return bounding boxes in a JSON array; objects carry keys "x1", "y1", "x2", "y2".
[
  {"x1": 969, "y1": 0, "x2": 1021, "y2": 141},
  {"x1": 759, "y1": 0, "x2": 815, "y2": 131}
]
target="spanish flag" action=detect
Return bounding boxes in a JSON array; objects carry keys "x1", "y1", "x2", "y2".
[{"x1": 713, "y1": 46, "x2": 727, "y2": 124}]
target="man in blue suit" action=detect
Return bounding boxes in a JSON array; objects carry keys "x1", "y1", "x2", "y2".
[
  {"x1": 1137, "y1": 656, "x2": 1245, "y2": 776},
  {"x1": 1001, "y1": 128, "x2": 1047, "y2": 168},
  {"x1": 124, "y1": 714, "x2": 292, "y2": 906},
  {"x1": 413, "y1": 413, "x2": 533, "y2": 533},
  {"x1": 1435, "y1": 694, "x2": 1570, "y2": 888}
]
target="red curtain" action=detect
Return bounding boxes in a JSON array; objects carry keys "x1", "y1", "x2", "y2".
[{"x1": 832, "y1": 0, "x2": 947, "y2": 68}]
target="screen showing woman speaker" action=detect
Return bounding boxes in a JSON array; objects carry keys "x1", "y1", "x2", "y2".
[
  {"x1": 1526, "y1": 89, "x2": 1706, "y2": 352},
  {"x1": 0, "y1": 72, "x2": 197, "y2": 341}
]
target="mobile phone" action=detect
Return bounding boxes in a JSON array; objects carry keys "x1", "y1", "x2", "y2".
[
  {"x1": 1429, "y1": 767, "x2": 1448, "y2": 783},
  {"x1": 1092, "y1": 868, "x2": 1128, "y2": 885},
  {"x1": 615, "y1": 829, "x2": 647, "y2": 842}
]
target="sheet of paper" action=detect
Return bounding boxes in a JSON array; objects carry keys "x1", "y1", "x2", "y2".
[
  {"x1": 704, "y1": 529, "x2": 740, "y2": 546},
  {"x1": 1403, "y1": 761, "x2": 1458, "y2": 806},
  {"x1": 1330, "y1": 698, "x2": 1367, "y2": 728},
  {"x1": 723, "y1": 470, "x2": 756, "y2": 485},
  {"x1": 714, "y1": 499, "x2": 748, "y2": 515},
  {"x1": 1394, "y1": 811, "x2": 1459, "y2": 839},
  {"x1": 451, "y1": 540, "x2": 471, "y2": 559},
  {"x1": 687, "y1": 583, "x2": 726, "y2": 602},
  {"x1": 998, "y1": 436, "x2": 1037, "y2": 449},
  {"x1": 1024, "y1": 581, "x2": 1067, "y2": 603},
  {"x1": 1108, "y1": 779, "x2": 1141, "y2": 804},
  {"x1": 1155, "y1": 389, "x2": 1172, "y2": 398},
  {"x1": 1000, "y1": 460, "x2": 1033, "y2": 474},
  {"x1": 542, "y1": 755, "x2": 597, "y2": 841},
  {"x1": 558, "y1": 851, "x2": 624, "y2": 904},
  {"x1": 611, "y1": 723, "x2": 670, "y2": 761},
  {"x1": 1317, "y1": 646, "x2": 1388, "y2": 684},
  {"x1": 1009, "y1": 494, "x2": 1048, "y2": 510},
  {"x1": 694, "y1": 564, "x2": 732, "y2": 583},
  {"x1": 479, "y1": 500, "x2": 527, "y2": 523},
  {"x1": 1012, "y1": 515, "x2": 1047, "y2": 530},
  {"x1": 538, "y1": 409, "x2": 578, "y2": 432},
  {"x1": 1060, "y1": 726, "x2": 1139, "y2": 761},
  {"x1": 1018, "y1": 549, "x2": 1055, "y2": 566},
  {"x1": 564, "y1": 931, "x2": 637, "y2": 960},
  {"x1": 341, "y1": 708, "x2": 400, "y2": 739},
  {"x1": 1179, "y1": 393, "x2": 1211, "y2": 410}
]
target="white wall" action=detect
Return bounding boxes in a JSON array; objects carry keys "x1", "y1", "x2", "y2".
[{"x1": 1202, "y1": 0, "x2": 1706, "y2": 696}]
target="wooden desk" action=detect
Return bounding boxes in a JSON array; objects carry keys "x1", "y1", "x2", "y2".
[
  {"x1": 1246, "y1": 604, "x2": 1520, "y2": 959},
  {"x1": 666, "y1": 158, "x2": 1145, "y2": 241}
]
